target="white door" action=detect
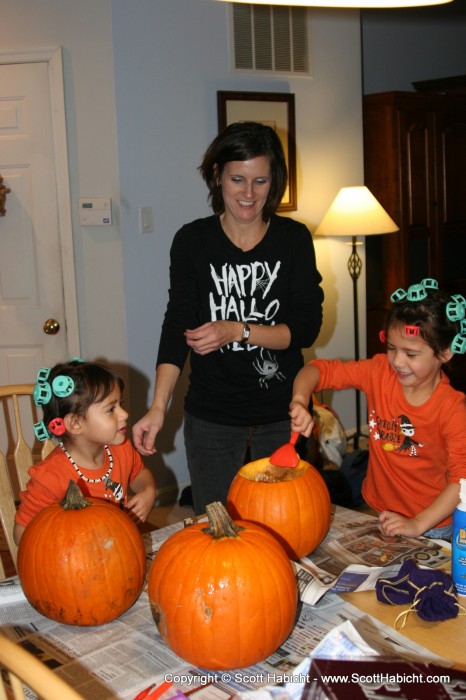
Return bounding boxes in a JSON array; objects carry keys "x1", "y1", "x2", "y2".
[
  {"x1": 0, "y1": 48, "x2": 79, "y2": 446},
  {"x1": 0, "y1": 49, "x2": 79, "y2": 386}
]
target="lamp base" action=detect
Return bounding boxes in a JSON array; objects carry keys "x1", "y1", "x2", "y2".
[{"x1": 346, "y1": 430, "x2": 368, "y2": 451}]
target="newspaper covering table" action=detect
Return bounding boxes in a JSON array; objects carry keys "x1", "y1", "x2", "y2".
[
  {"x1": 295, "y1": 506, "x2": 450, "y2": 605},
  {"x1": 0, "y1": 508, "x2": 453, "y2": 700}
]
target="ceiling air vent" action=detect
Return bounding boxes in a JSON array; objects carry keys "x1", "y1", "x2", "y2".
[{"x1": 230, "y1": 3, "x2": 311, "y2": 76}]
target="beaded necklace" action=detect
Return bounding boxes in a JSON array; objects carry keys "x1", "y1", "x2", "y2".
[{"x1": 59, "y1": 442, "x2": 113, "y2": 484}]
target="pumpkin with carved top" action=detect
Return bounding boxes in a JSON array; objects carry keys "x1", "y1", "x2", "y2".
[
  {"x1": 17, "y1": 480, "x2": 146, "y2": 626},
  {"x1": 148, "y1": 501, "x2": 298, "y2": 670},
  {"x1": 227, "y1": 457, "x2": 331, "y2": 560}
]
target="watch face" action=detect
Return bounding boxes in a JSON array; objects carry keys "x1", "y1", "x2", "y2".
[{"x1": 242, "y1": 323, "x2": 250, "y2": 342}]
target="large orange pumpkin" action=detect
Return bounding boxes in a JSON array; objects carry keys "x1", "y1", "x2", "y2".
[
  {"x1": 148, "y1": 501, "x2": 298, "y2": 670},
  {"x1": 17, "y1": 480, "x2": 147, "y2": 626},
  {"x1": 227, "y1": 457, "x2": 331, "y2": 560}
]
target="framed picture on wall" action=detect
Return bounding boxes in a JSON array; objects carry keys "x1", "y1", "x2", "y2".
[{"x1": 217, "y1": 91, "x2": 297, "y2": 212}]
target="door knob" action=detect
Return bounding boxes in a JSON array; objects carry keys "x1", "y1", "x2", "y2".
[{"x1": 43, "y1": 318, "x2": 60, "y2": 335}]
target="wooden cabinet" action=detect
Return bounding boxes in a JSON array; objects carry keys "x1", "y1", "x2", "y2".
[{"x1": 363, "y1": 91, "x2": 466, "y2": 391}]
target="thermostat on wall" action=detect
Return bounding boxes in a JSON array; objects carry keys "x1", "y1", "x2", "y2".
[{"x1": 79, "y1": 197, "x2": 112, "y2": 226}]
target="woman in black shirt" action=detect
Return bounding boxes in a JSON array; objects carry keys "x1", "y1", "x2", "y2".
[{"x1": 133, "y1": 121, "x2": 323, "y2": 514}]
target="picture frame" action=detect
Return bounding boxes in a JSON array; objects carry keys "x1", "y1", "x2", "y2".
[{"x1": 217, "y1": 91, "x2": 297, "y2": 212}]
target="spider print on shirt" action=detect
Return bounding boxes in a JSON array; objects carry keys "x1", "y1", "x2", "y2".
[{"x1": 253, "y1": 348, "x2": 286, "y2": 389}]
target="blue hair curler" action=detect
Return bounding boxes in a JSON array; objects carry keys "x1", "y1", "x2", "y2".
[
  {"x1": 407, "y1": 283, "x2": 427, "y2": 302},
  {"x1": 390, "y1": 288, "x2": 407, "y2": 303},
  {"x1": 52, "y1": 375, "x2": 75, "y2": 398},
  {"x1": 34, "y1": 420, "x2": 51, "y2": 441},
  {"x1": 36, "y1": 367, "x2": 51, "y2": 383},
  {"x1": 446, "y1": 296, "x2": 466, "y2": 323},
  {"x1": 421, "y1": 278, "x2": 438, "y2": 291},
  {"x1": 451, "y1": 334, "x2": 466, "y2": 355},
  {"x1": 33, "y1": 382, "x2": 52, "y2": 406}
]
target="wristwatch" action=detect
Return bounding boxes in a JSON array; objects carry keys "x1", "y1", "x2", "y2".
[{"x1": 240, "y1": 322, "x2": 251, "y2": 344}]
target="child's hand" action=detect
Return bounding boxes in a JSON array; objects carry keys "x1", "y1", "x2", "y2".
[
  {"x1": 125, "y1": 467, "x2": 157, "y2": 523},
  {"x1": 378, "y1": 510, "x2": 423, "y2": 539},
  {"x1": 125, "y1": 489, "x2": 156, "y2": 523},
  {"x1": 289, "y1": 400, "x2": 314, "y2": 437}
]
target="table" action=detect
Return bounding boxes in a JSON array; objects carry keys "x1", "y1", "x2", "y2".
[
  {"x1": 342, "y1": 589, "x2": 466, "y2": 672},
  {"x1": 1, "y1": 508, "x2": 465, "y2": 700},
  {"x1": 296, "y1": 505, "x2": 466, "y2": 669}
]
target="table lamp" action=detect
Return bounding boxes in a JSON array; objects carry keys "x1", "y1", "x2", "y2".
[{"x1": 314, "y1": 186, "x2": 399, "y2": 448}]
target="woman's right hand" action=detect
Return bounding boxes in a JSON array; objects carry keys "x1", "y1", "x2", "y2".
[
  {"x1": 132, "y1": 406, "x2": 165, "y2": 455},
  {"x1": 184, "y1": 320, "x2": 239, "y2": 355}
]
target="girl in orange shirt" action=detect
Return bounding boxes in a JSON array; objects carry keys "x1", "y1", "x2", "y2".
[
  {"x1": 291, "y1": 278, "x2": 466, "y2": 540},
  {"x1": 14, "y1": 359, "x2": 157, "y2": 544}
]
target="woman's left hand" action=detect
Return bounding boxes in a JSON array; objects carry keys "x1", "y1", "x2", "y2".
[{"x1": 185, "y1": 321, "x2": 238, "y2": 355}]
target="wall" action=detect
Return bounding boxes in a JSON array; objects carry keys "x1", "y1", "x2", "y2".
[
  {"x1": 111, "y1": 0, "x2": 365, "y2": 498},
  {"x1": 0, "y1": 0, "x2": 127, "y2": 379},
  {"x1": 362, "y1": 0, "x2": 466, "y2": 93},
  {"x1": 0, "y1": 0, "x2": 367, "y2": 502}
]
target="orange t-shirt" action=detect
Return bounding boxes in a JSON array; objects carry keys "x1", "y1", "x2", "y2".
[
  {"x1": 312, "y1": 354, "x2": 466, "y2": 527},
  {"x1": 15, "y1": 438, "x2": 145, "y2": 528}
]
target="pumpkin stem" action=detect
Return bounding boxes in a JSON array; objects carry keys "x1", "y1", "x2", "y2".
[
  {"x1": 61, "y1": 480, "x2": 93, "y2": 510},
  {"x1": 203, "y1": 501, "x2": 245, "y2": 539}
]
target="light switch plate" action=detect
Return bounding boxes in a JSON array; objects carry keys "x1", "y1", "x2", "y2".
[{"x1": 139, "y1": 207, "x2": 154, "y2": 233}]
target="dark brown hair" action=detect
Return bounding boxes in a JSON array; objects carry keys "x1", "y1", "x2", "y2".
[
  {"x1": 385, "y1": 287, "x2": 457, "y2": 358},
  {"x1": 199, "y1": 121, "x2": 288, "y2": 221},
  {"x1": 42, "y1": 360, "x2": 124, "y2": 426}
]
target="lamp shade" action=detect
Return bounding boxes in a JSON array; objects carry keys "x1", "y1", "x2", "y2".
[
  {"x1": 214, "y1": 1, "x2": 452, "y2": 7},
  {"x1": 314, "y1": 186, "x2": 399, "y2": 238}
]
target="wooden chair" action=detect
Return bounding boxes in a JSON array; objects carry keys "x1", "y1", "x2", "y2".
[
  {"x1": 0, "y1": 385, "x2": 54, "y2": 577},
  {"x1": 0, "y1": 633, "x2": 84, "y2": 700}
]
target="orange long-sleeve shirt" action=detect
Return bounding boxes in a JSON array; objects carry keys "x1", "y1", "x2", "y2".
[
  {"x1": 312, "y1": 354, "x2": 466, "y2": 527},
  {"x1": 15, "y1": 438, "x2": 144, "y2": 528}
]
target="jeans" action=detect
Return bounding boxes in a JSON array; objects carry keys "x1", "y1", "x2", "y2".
[
  {"x1": 422, "y1": 524, "x2": 452, "y2": 541},
  {"x1": 183, "y1": 412, "x2": 294, "y2": 515}
]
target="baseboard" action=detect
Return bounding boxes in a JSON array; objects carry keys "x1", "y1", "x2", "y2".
[{"x1": 155, "y1": 479, "x2": 191, "y2": 507}]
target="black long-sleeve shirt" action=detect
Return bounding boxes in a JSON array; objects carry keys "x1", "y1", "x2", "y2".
[{"x1": 157, "y1": 214, "x2": 323, "y2": 425}]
